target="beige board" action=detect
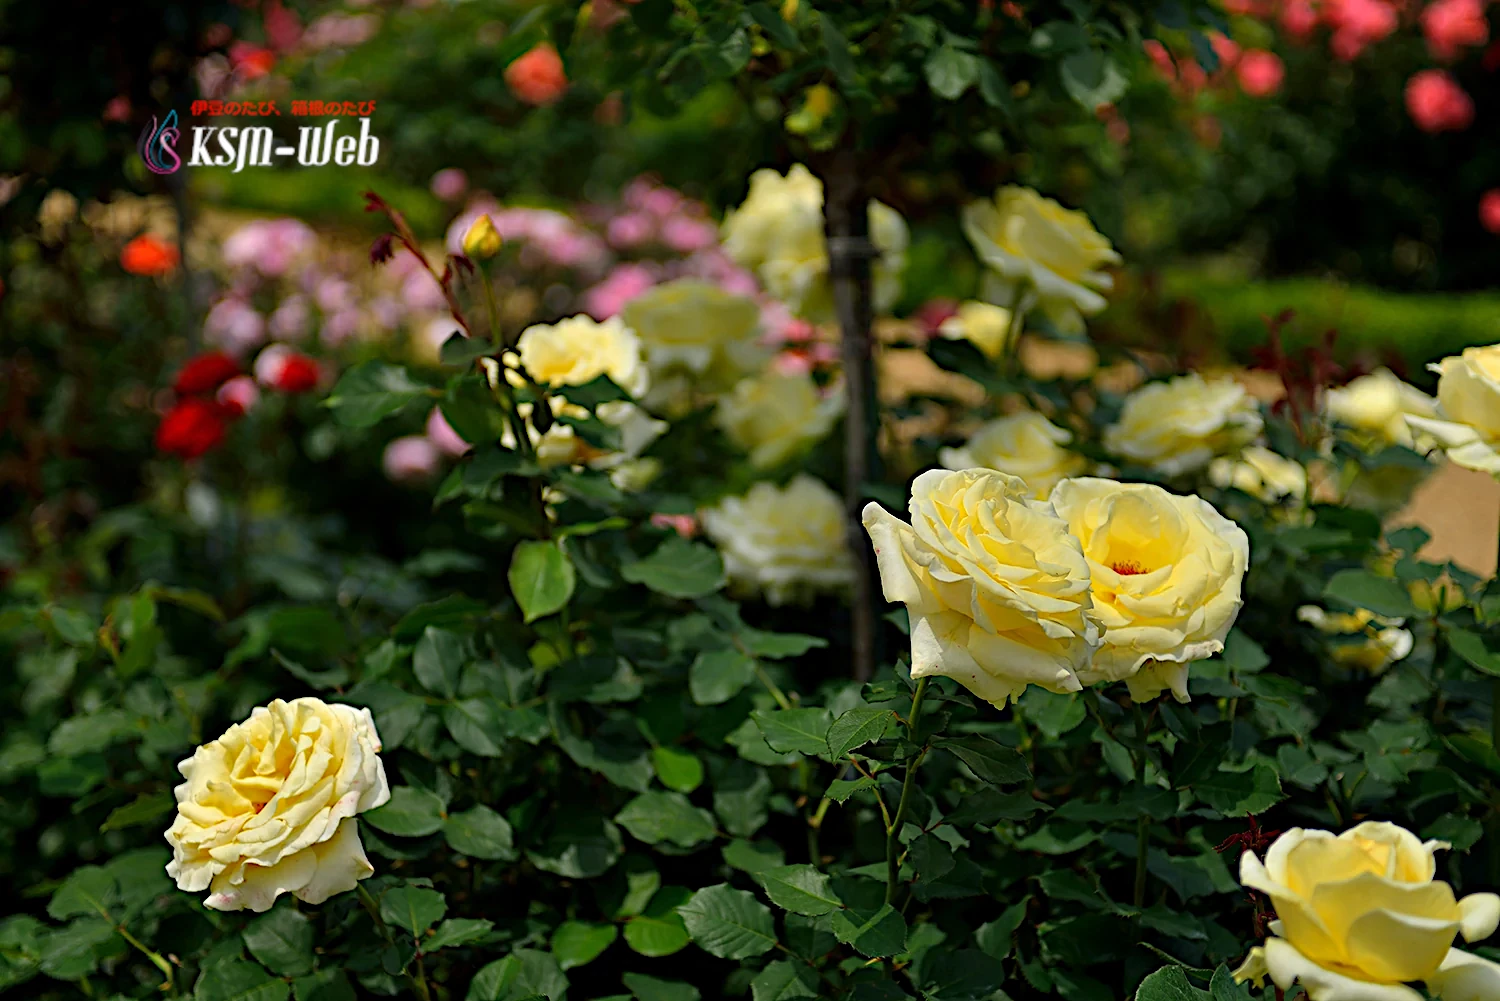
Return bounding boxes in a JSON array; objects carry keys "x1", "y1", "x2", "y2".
[{"x1": 1388, "y1": 461, "x2": 1500, "y2": 577}]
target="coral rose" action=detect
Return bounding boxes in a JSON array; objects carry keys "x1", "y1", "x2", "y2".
[{"x1": 506, "y1": 43, "x2": 568, "y2": 106}]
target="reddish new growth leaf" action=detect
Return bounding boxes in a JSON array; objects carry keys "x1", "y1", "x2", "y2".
[
  {"x1": 452, "y1": 254, "x2": 475, "y2": 276},
  {"x1": 1250, "y1": 310, "x2": 1344, "y2": 444},
  {"x1": 361, "y1": 189, "x2": 389, "y2": 214},
  {"x1": 1217, "y1": 815, "x2": 1284, "y2": 939},
  {"x1": 369, "y1": 233, "x2": 395, "y2": 266}
]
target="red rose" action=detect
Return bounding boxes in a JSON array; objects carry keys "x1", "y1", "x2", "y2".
[
  {"x1": 173, "y1": 352, "x2": 241, "y2": 396},
  {"x1": 505, "y1": 44, "x2": 568, "y2": 106},
  {"x1": 156, "y1": 398, "x2": 230, "y2": 459},
  {"x1": 120, "y1": 235, "x2": 179, "y2": 276},
  {"x1": 276, "y1": 354, "x2": 321, "y2": 393}
]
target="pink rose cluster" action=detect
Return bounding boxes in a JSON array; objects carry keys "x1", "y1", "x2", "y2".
[
  {"x1": 1143, "y1": 36, "x2": 1285, "y2": 98},
  {"x1": 383, "y1": 408, "x2": 470, "y2": 485}
]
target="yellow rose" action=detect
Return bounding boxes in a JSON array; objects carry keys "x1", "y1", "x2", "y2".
[
  {"x1": 1428, "y1": 950, "x2": 1500, "y2": 1001},
  {"x1": 939, "y1": 411, "x2": 1087, "y2": 499},
  {"x1": 721, "y1": 164, "x2": 907, "y2": 320},
  {"x1": 1406, "y1": 344, "x2": 1500, "y2": 474},
  {"x1": 1232, "y1": 822, "x2": 1500, "y2": 1001},
  {"x1": 1297, "y1": 604, "x2": 1413, "y2": 673},
  {"x1": 619, "y1": 279, "x2": 770, "y2": 414},
  {"x1": 700, "y1": 475, "x2": 854, "y2": 605},
  {"x1": 1103, "y1": 374, "x2": 1264, "y2": 476},
  {"x1": 961, "y1": 185, "x2": 1121, "y2": 333},
  {"x1": 1049, "y1": 477, "x2": 1249, "y2": 702},
  {"x1": 862, "y1": 468, "x2": 1101, "y2": 708},
  {"x1": 461, "y1": 213, "x2": 502, "y2": 259},
  {"x1": 937, "y1": 300, "x2": 1017, "y2": 360},
  {"x1": 1208, "y1": 446, "x2": 1308, "y2": 503},
  {"x1": 165, "y1": 697, "x2": 390, "y2": 913},
  {"x1": 1325, "y1": 368, "x2": 1437, "y2": 451},
  {"x1": 520, "y1": 398, "x2": 666, "y2": 488},
  {"x1": 516, "y1": 314, "x2": 648, "y2": 398},
  {"x1": 715, "y1": 371, "x2": 843, "y2": 469}
]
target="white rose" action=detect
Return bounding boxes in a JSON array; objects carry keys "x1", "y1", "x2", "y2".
[
  {"x1": 715, "y1": 371, "x2": 844, "y2": 469},
  {"x1": 165, "y1": 697, "x2": 390, "y2": 912},
  {"x1": 939, "y1": 411, "x2": 1087, "y2": 500},
  {"x1": 1104, "y1": 374, "x2": 1264, "y2": 476},
  {"x1": 700, "y1": 475, "x2": 854, "y2": 605},
  {"x1": 1406, "y1": 344, "x2": 1500, "y2": 474}
]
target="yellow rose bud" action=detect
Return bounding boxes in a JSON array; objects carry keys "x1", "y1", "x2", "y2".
[
  {"x1": 1406, "y1": 342, "x2": 1500, "y2": 474},
  {"x1": 1233, "y1": 822, "x2": 1500, "y2": 999},
  {"x1": 1103, "y1": 373, "x2": 1264, "y2": 476},
  {"x1": 701, "y1": 475, "x2": 854, "y2": 605},
  {"x1": 938, "y1": 410, "x2": 1086, "y2": 499},
  {"x1": 862, "y1": 467, "x2": 1101, "y2": 708},
  {"x1": 165, "y1": 697, "x2": 390, "y2": 913},
  {"x1": 714, "y1": 370, "x2": 843, "y2": 469},
  {"x1": 462, "y1": 213, "x2": 502, "y2": 259},
  {"x1": 1050, "y1": 477, "x2": 1249, "y2": 702}
]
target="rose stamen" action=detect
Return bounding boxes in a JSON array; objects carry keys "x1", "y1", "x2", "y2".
[{"x1": 1111, "y1": 561, "x2": 1147, "y2": 575}]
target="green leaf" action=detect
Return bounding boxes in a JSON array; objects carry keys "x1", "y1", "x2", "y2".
[
  {"x1": 439, "y1": 331, "x2": 490, "y2": 366},
  {"x1": 508, "y1": 540, "x2": 576, "y2": 623},
  {"x1": 47, "y1": 866, "x2": 115, "y2": 921},
  {"x1": 722, "y1": 838, "x2": 786, "y2": 874},
  {"x1": 831, "y1": 902, "x2": 907, "y2": 958},
  {"x1": 381, "y1": 885, "x2": 447, "y2": 936},
  {"x1": 740, "y1": 629, "x2": 827, "y2": 658},
  {"x1": 466, "y1": 950, "x2": 567, "y2": 1001},
  {"x1": 444, "y1": 699, "x2": 508, "y2": 757},
  {"x1": 325, "y1": 361, "x2": 429, "y2": 428},
  {"x1": 754, "y1": 865, "x2": 843, "y2": 916},
  {"x1": 550, "y1": 920, "x2": 617, "y2": 970},
  {"x1": 1195, "y1": 760, "x2": 1285, "y2": 816},
  {"x1": 1059, "y1": 49, "x2": 1128, "y2": 110},
  {"x1": 746, "y1": 3, "x2": 799, "y2": 49},
  {"x1": 441, "y1": 375, "x2": 509, "y2": 445},
  {"x1": 293, "y1": 970, "x2": 355, "y2": 1001},
  {"x1": 1134, "y1": 965, "x2": 1210, "y2": 1001},
  {"x1": 99, "y1": 791, "x2": 172, "y2": 832},
  {"x1": 413, "y1": 626, "x2": 466, "y2": 699},
  {"x1": 925, "y1": 45, "x2": 981, "y2": 100},
  {"x1": 652, "y1": 746, "x2": 705, "y2": 793},
  {"x1": 624, "y1": 972, "x2": 701, "y2": 1001},
  {"x1": 938, "y1": 735, "x2": 1031, "y2": 784},
  {"x1": 679, "y1": 883, "x2": 777, "y2": 959},
  {"x1": 621, "y1": 537, "x2": 725, "y2": 599},
  {"x1": 527, "y1": 814, "x2": 623, "y2": 879},
  {"x1": 197, "y1": 961, "x2": 292, "y2": 1001},
  {"x1": 752, "y1": 708, "x2": 834, "y2": 755},
  {"x1": 750, "y1": 960, "x2": 819, "y2": 1000},
  {"x1": 818, "y1": 12, "x2": 857, "y2": 86},
  {"x1": 827, "y1": 708, "x2": 895, "y2": 759},
  {"x1": 243, "y1": 906, "x2": 315, "y2": 977},
  {"x1": 825, "y1": 776, "x2": 875, "y2": 803},
  {"x1": 624, "y1": 886, "x2": 693, "y2": 957},
  {"x1": 690, "y1": 647, "x2": 757, "y2": 705},
  {"x1": 1448, "y1": 628, "x2": 1500, "y2": 677},
  {"x1": 446, "y1": 804, "x2": 517, "y2": 860},
  {"x1": 1323, "y1": 569, "x2": 1417, "y2": 619},
  {"x1": 615, "y1": 791, "x2": 717, "y2": 848},
  {"x1": 1209, "y1": 965, "x2": 1253, "y2": 1001},
  {"x1": 425, "y1": 918, "x2": 495, "y2": 952},
  {"x1": 365, "y1": 786, "x2": 447, "y2": 837}
]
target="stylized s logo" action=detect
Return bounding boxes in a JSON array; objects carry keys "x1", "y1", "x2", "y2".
[{"x1": 138, "y1": 110, "x2": 182, "y2": 175}]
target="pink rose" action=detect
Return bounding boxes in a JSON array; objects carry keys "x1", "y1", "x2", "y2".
[
  {"x1": 1421, "y1": 0, "x2": 1489, "y2": 60},
  {"x1": 383, "y1": 436, "x2": 441, "y2": 484},
  {"x1": 430, "y1": 168, "x2": 468, "y2": 201},
  {"x1": 506, "y1": 44, "x2": 568, "y2": 106},
  {"x1": 426, "y1": 407, "x2": 471, "y2": 458},
  {"x1": 1479, "y1": 189, "x2": 1500, "y2": 234},
  {"x1": 607, "y1": 213, "x2": 655, "y2": 248},
  {"x1": 583, "y1": 263, "x2": 658, "y2": 318},
  {"x1": 204, "y1": 298, "x2": 266, "y2": 356},
  {"x1": 216, "y1": 376, "x2": 260, "y2": 417},
  {"x1": 1406, "y1": 69, "x2": 1474, "y2": 132},
  {"x1": 1236, "y1": 50, "x2": 1286, "y2": 96}
]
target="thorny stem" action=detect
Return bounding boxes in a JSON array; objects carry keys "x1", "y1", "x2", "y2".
[
  {"x1": 1132, "y1": 699, "x2": 1151, "y2": 908},
  {"x1": 886, "y1": 678, "x2": 929, "y2": 905}
]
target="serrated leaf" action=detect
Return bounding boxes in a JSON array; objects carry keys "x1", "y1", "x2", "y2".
[
  {"x1": 365, "y1": 786, "x2": 447, "y2": 837},
  {"x1": 381, "y1": 885, "x2": 447, "y2": 937},
  {"x1": 1134, "y1": 965, "x2": 1210, "y2": 1001},
  {"x1": 413, "y1": 626, "x2": 465, "y2": 699},
  {"x1": 325, "y1": 361, "x2": 428, "y2": 428},
  {"x1": 466, "y1": 949, "x2": 567, "y2": 1001},
  {"x1": 197, "y1": 961, "x2": 292, "y2": 1001},
  {"x1": 1323, "y1": 569, "x2": 1416, "y2": 619},
  {"x1": 827, "y1": 708, "x2": 895, "y2": 759},
  {"x1": 938, "y1": 735, "x2": 1031, "y2": 785},
  {"x1": 549, "y1": 920, "x2": 616, "y2": 970},
  {"x1": 825, "y1": 776, "x2": 875, "y2": 803},
  {"x1": 754, "y1": 865, "x2": 843, "y2": 916},
  {"x1": 445, "y1": 804, "x2": 516, "y2": 860},
  {"x1": 690, "y1": 647, "x2": 757, "y2": 705},
  {"x1": 621, "y1": 537, "x2": 725, "y2": 598},
  {"x1": 425, "y1": 918, "x2": 494, "y2": 952},
  {"x1": 243, "y1": 907, "x2": 314, "y2": 977},
  {"x1": 752, "y1": 708, "x2": 833, "y2": 755},
  {"x1": 751, "y1": 960, "x2": 819, "y2": 1000},
  {"x1": 624, "y1": 972, "x2": 700, "y2": 1001},
  {"x1": 623, "y1": 886, "x2": 693, "y2": 957},
  {"x1": 831, "y1": 902, "x2": 907, "y2": 958},
  {"x1": 47, "y1": 866, "x2": 116, "y2": 921},
  {"x1": 679, "y1": 883, "x2": 777, "y2": 959},
  {"x1": 615, "y1": 791, "x2": 717, "y2": 848},
  {"x1": 508, "y1": 540, "x2": 576, "y2": 623}
]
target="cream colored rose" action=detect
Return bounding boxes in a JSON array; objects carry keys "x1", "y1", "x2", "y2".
[
  {"x1": 721, "y1": 164, "x2": 907, "y2": 320},
  {"x1": 1103, "y1": 374, "x2": 1264, "y2": 476},
  {"x1": 862, "y1": 468, "x2": 1101, "y2": 708},
  {"x1": 1406, "y1": 344, "x2": 1500, "y2": 474},
  {"x1": 962, "y1": 185, "x2": 1120, "y2": 333},
  {"x1": 1232, "y1": 822, "x2": 1500, "y2": 1001},
  {"x1": 1297, "y1": 605, "x2": 1413, "y2": 674},
  {"x1": 1208, "y1": 446, "x2": 1308, "y2": 503},
  {"x1": 620, "y1": 279, "x2": 770, "y2": 414},
  {"x1": 522, "y1": 398, "x2": 666, "y2": 489},
  {"x1": 165, "y1": 697, "x2": 390, "y2": 913},
  {"x1": 1049, "y1": 477, "x2": 1249, "y2": 703},
  {"x1": 700, "y1": 475, "x2": 854, "y2": 605},
  {"x1": 516, "y1": 314, "x2": 648, "y2": 398},
  {"x1": 1428, "y1": 949, "x2": 1500, "y2": 1001},
  {"x1": 1326, "y1": 368, "x2": 1437, "y2": 451},
  {"x1": 937, "y1": 301, "x2": 1017, "y2": 360},
  {"x1": 715, "y1": 371, "x2": 843, "y2": 469},
  {"x1": 939, "y1": 411, "x2": 1086, "y2": 499}
]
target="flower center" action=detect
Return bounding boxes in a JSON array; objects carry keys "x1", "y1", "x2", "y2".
[{"x1": 1111, "y1": 561, "x2": 1147, "y2": 576}]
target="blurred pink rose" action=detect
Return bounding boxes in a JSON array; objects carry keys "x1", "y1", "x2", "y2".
[
  {"x1": 1326, "y1": 0, "x2": 1398, "y2": 58},
  {"x1": 402, "y1": 270, "x2": 448, "y2": 311},
  {"x1": 423, "y1": 316, "x2": 463, "y2": 356},
  {"x1": 914, "y1": 299, "x2": 960, "y2": 336},
  {"x1": 223, "y1": 219, "x2": 316, "y2": 277},
  {"x1": 430, "y1": 168, "x2": 469, "y2": 201},
  {"x1": 660, "y1": 216, "x2": 719, "y2": 253},
  {"x1": 369, "y1": 295, "x2": 402, "y2": 330},
  {"x1": 1481, "y1": 190, "x2": 1500, "y2": 233},
  {"x1": 1236, "y1": 50, "x2": 1286, "y2": 95},
  {"x1": 301, "y1": 12, "x2": 378, "y2": 50},
  {"x1": 583, "y1": 263, "x2": 657, "y2": 318},
  {"x1": 506, "y1": 44, "x2": 568, "y2": 106},
  {"x1": 650, "y1": 513, "x2": 699, "y2": 538},
  {"x1": 204, "y1": 298, "x2": 266, "y2": 356},
  {"x1": 102, "y1": 96, "x2": 132, "y2": 122},
  {"x1": 269, "y1": 295, "x2": 310, "y2": 341},
  {"x1": 426, "y1": 407, "x2": 471, "y2": 457},
  {"x1": 384, "y1": 436, "x2": 442, "y2": 484},
  {"x1": 1406, "y1": 69, "x2": 1474, "y2": 131},
  {"x1": 1143, "y1": 40, "x2": 1177, "y2": 81},
  {"x1": 1210, "y1": 33, "x2": 1242, "y2": 68},
  {"x1": 1421, "y1": 0, "x2": 1489, "y2": 60},
  {"x1": 1280, "y1": 0, "x2": 1321, "y2": 39},
  {"x1": 607, "y1": 213, "x2": 655, "y2": 248},
  {"x1": 216, "y1": 376, "x2": 260, "y2": 417},
  {"x1": 321, "y1": 309, "x2": 364, "y2": 348},
  {"x1": 315, "y1": 277, "x2": 356, "y2": 312}
]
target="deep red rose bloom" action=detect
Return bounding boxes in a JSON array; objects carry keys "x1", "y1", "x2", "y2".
[
  {"x1": 156, "y1": 398, "x2": 229, "y2": 459},
  {"x1": 271, "y1": 353, "x2": 321, "y2": 393},
  {"x1": 173, "y1": 352, "x2": 241, "y2": 396}
]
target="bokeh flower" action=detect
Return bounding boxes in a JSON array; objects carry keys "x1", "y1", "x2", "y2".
[
  {"x1": 1103, "y1": 374, "x2": 1264, "y2": 476},
  {"x1": 701, "y1": 476, "x2": 854, "y2": 605},
  {"x1": 506, "y1": 43, "x2": 568, "y2": 106},
  {"x1": 1406, "y1": 343, "x2": 1500, "y2": 473},
  {"x1": 1208, "y1": 446, "x2": 1308, "y2": 503},
  {"x1": 937, "y1": 300, "x2": 1018, "y2": 360},
  {"x1": 714, "y1": 370, "x2": 844, "y2": 469},
  {"x1": 120, "y1": 234, "x2": 179, "y2": 276},
  {"x1": 939, "y1": 411, "x2": 1087, "y2": 499}
]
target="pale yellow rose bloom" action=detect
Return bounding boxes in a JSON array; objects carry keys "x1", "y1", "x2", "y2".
[
  {"x1": 1326, "y1": 368, "x2": 1437, "y2": 451},
  {"x1": 961, "y1": 185, "x2": 1120, "y2": 333},
  {"x1": 715, "y1": 371, "x2": 843, "y2": 469},
  {"x1": 939, "y1": 411, "x2": 1086, "y2": 500},
  {"x1": 620, "y1": 279, "x2": 770, "y2": 415},
  {"x1": 1049, "y1": 477, "x2": 1249, "y2": 702},
  {"x1": 937, "y1": 301, "x2": 1017, "y2": 360},
  {"x1": 165, "y1": 697, "x2": 390, "y2": 913},
  {"x1": 1297, "y1": 605, "x2": 1413, "y2": 674},
  {"x1": 862, "y1": 468, "x2": 1101, "y2": 708},
  {"x1": 1103, "y1": 374, "x2": 1264, "y2": 476},
  {"x1": 516, "y1": 397, "x2": 666, "y2": 489},
  {"x1": 1232, "y1": 822, "x2": 1500, "y2": 1001},
  {"x1": 701, "y1": 475, "x2": 854, "y2": 605},
  {"x1": 721, "y1": 164, "x2": 907, "y2": 320},
  {"x1": 516, "y1": 314, "x2": 649, "y2": 398},
  {"x1": 1209, "y1": 445, "x2": 1308, "y2": 503},
  {"x1": 1427, "y1": 949, "x2": 1500, "y2": 1001},
  {"x1": 1406, "y1": 344, "x2": 1500, "y2": 475}
]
